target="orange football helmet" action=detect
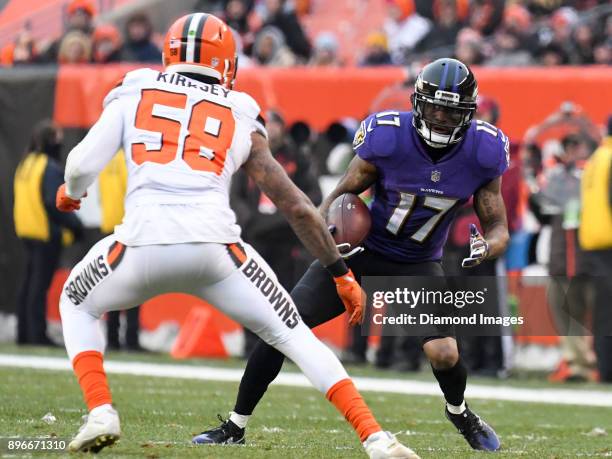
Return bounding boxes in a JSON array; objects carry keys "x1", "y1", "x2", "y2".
[{"x1": 163, "y1": 13, "x2": 237, "y2": 89}]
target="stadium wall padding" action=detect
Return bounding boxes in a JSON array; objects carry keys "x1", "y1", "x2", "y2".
[
  {"x1": 52, "y1": 64, "x2": 612, "y2": 139},
  {"x1": 1, "y1": 64, "x2": 612, "y2": 313}
]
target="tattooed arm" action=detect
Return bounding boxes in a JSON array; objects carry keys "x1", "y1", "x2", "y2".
[
  {"x1": 243, "y1": 132, "x2": 342, "y2": 266},
  {"x1": 474, "y1": 177, "x2": 510, "y2": 259},
  {"x1": 319, "y1": 156, "x2": 378, "y2": 220}
]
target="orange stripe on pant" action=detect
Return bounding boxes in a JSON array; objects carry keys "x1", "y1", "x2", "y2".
[
  {"x1": 72, "y1": 350, "x2": 112, "y2": 411},
  {"x1": 107, "y1": 242, "x2": 126, "y2": 270},
  {"x1": 326, "y1": 378, "x2": 381, "y2": 442},
  {"x1": 228, "y1": 243, "x2": 247, "y2": 264}
]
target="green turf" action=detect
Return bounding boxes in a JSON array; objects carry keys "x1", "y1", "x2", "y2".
[{"x1": 1, "y1": 363, "x2": 611, "y2": 458}]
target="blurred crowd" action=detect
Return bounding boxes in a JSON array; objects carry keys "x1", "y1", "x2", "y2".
[
  {"x1": 1, "y1": 0, "x2": 611, "y2": 67},
  {"x1": 1, "y1": 0, "x2": 161, "y2": 65}
]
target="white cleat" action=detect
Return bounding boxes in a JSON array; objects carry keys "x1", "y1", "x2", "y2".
[
  {"x1": 68, "y1": 405, "x2": 121, "y2": 453},
  {"x1": 364, "y1": 431, "x2": 420, "y2": 459}
]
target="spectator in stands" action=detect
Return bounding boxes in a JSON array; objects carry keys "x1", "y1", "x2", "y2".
[
  {"x1": 260, "y1": 0, "x2": 311, "y2": 61},
  {"x1": 468, "y1": 0, "x2": 505, "y2": 37},
  {"x1": 120, "y1": 13, "x2": 161, "y2": 63},
  {"x1": 593, "y1": 38, "x2": 612, "y2": 65},
  {"x1": 231, "y1": 28, "x2": 255, "y2": 68},
  {"x1": 569, "y1": 23, "x2": 596, "y2": 64},
  {"x1": 383, "y1": 0, "x2": 431, "y2": 64},
  {"x1": 223, "y1": 0, "x2": 251, "y2": 35},
  {"x1": 484, "y1": 27, "x2": 535, "y2": 66},
  {"x1": 252, "y1": 26, "x2": 296, "y2": 66},
  {"x1": 538, "y1": 43, "x2": 569, "y2": 66},
  {"x1": 58, "y1": 31, "x2": 93, "y2": 64},
  {"x1": 530, "y1": 133, "x2": 597, "y2": 382},
  {"x1": 415, "y1": 0, "x2": 464, "y2": 55},
  {"x1": 0, "y1": 29, "x2": 38, "y2": 66},
  {"x1": 13, "y1": 120, "x2": 83, "y2": 346},
  {"x1": 92, "y1": 24, "x2": 122, "y2": 64},
  {"x1": 231, "y1": 110, "x2": 321, "y2": 355},
  {"x1": 579, "y1": 115, "x2": 612, "y2": 383},
  {"x1": 219, "y1": 0, "x2": 258, "y2": 54},
  {"x1": 310, "y1": 32, "x2": 342, "y2": 67},
  {"x1": 534, "y1": 7, "x2": 577, "y2": 61},
  {"x1": 502, "y1": 4, "x2": 538, "y2": 51},
  {"x1": 359, "y1": 32, "x2": 392, "y2": 66},
  {"x1": 454, "y1": 28, "x2": 484, "y2": 65},
  {"x1": 40, "y1": 0, "x2": 96, "y2": 63}
]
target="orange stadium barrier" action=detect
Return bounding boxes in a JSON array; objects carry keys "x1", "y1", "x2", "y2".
[{"x1": 53, "y1": 65, "x2": 612, "y2": 140}]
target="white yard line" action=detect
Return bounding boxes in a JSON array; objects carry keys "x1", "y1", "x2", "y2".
[{"x1": 1, "y1": 354, "x2": 611, "y2": 407}]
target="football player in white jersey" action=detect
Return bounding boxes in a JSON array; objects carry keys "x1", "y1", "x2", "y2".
[{"x1": 56, "y1": 13, "x2": 419, "y2": 458}]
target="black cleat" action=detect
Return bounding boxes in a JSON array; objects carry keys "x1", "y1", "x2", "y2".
[
  {"x1": 192, "y1": 414, "x2": 245, "y2": 445},
  {"x1": 445, "y1": 405, "x2": 500, "y2": 451}
]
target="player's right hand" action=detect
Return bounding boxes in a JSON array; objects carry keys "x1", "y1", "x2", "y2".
[
  {"x1": 334, "y1": 269, "x2": 366, "y2": 326},
  {"x1": 56, "y1": 184, "x2": 85, "y2": 212}
]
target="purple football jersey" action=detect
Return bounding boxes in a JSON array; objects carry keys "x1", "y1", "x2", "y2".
[{"x1": 353, "y1": 111, "x2": 509, "y2": 262}]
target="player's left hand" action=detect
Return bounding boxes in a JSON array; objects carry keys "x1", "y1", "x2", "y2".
[
  {"x1": 461, "y1": 224, "x2": 489, "y2": 269},
  {"x1": 334, "y1": 269, "x2": 366, "y2": 326},
  {"x1": 56, "y1": 184, "x2": 85, "y2": 212}
]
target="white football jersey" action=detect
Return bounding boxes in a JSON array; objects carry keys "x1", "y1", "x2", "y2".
[{"x1": 96, "y1": 68, "x2": 266, "y2": 246}]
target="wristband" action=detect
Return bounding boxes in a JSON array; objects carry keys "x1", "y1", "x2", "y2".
[{"x1": 325, "y1": 258, "x2": 349, "y2": 277}]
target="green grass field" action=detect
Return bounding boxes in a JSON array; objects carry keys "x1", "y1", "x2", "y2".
[{"x1": 1, "y1": 346, "x2": 611, "y2": 458}]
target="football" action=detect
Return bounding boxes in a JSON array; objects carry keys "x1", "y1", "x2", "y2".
[{"x1": 327, "y1": 193, "x2": 371, "y2": 249}]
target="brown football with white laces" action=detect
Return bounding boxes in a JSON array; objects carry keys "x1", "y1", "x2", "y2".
[{"x1": 327, "y1": 193, "x2": 371, "y2": 249}]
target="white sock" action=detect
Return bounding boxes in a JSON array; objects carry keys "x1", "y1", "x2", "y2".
[
  {"x1": 446, "y1": 401, "x2": 466, "y2": 415},
  {"x1": 229, "y1": 411, "x2": 250, "y2": 429},
  {"x1": 363, "y1": 430, "x2": 387, "y2": 446},
  {"x1": 90, "y1": 403, "x2": 113, "y2": 416}
]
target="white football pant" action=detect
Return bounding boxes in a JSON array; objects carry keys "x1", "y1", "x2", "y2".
[{"x1": 60, "y1": 235, "x2": 348, "y2": 393}]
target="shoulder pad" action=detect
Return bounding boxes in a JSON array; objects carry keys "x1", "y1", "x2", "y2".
[
  {"x1": 474, "y1": 120, "x2": 510, "y2": 177},
  {"x1": 103, "y1": 68, "x2": 157, "y2": 108},
  {"x1": 227, "y1": 90, "x2": 261, "y2": 120},
  {"x1": 353, "y1": 111, "x2": 402, "y2": 162},
  {"x1": 227, "y1": 90, "x2": 267, "y2": 138}
]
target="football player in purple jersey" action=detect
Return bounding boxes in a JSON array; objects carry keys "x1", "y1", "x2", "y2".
[{"x1": 196, "y1": 58, "x2": 508, "y2": 452}]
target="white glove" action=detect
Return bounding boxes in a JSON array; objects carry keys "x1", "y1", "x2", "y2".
[
  {"x1": 336, "y1": 243, "x2": 365, "y2": 259},
  {"x1": 329, "y1": 225, "x2": 365, "y2": 259},
  {"x1": 461, "y1": 224, "x2": 489, "y2": 268}
]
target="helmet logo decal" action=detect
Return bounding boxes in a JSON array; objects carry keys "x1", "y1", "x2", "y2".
[{"x1": 434, "y1": 90, "x2": 460, "y2": 103}]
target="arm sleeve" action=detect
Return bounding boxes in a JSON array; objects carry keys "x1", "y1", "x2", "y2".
[{"x1": 64, "y1": 99, "x2": 124, "y2": 199}]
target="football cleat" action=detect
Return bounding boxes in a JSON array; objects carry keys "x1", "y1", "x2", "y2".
[
  {"x1": 445, "y1": 405, "x2": 500, "y2": 451},
  {"x1": 68, "y1": 405, "x2": 120, "y2": 453},
  {"x1": 192, "y1": 414, "x2": 245, "y2": 445},
  {"x1": 363, "y1": 431, "x2": 420, "y2": 459}
]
